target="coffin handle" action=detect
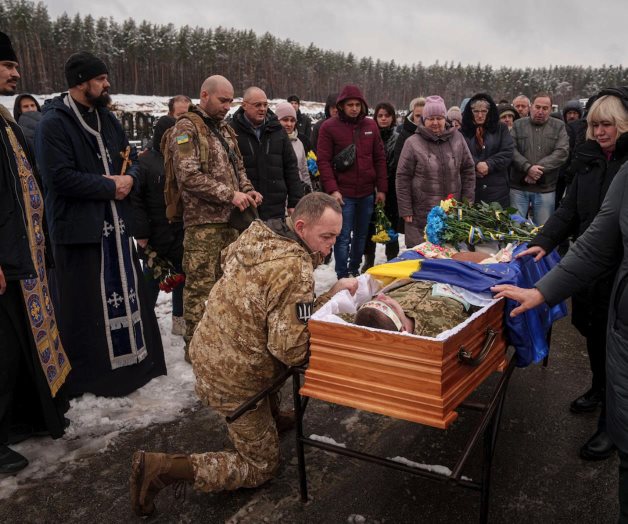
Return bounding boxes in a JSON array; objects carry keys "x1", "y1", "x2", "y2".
[{"x1": 458, "y1": 328, "x2": 498, "y2": 367}]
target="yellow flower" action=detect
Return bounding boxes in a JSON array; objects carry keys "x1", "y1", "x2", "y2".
[
  {"x1": 440, "y1": 198, "x2": 455, "y2": 213},
  {"x1": 371, "y1": 230, "x2": 390, "y2": 243}
]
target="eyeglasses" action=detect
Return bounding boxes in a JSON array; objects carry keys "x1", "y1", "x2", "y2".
[{"x1": 472, "y1": 109, "x2": 488, "y2": 114}]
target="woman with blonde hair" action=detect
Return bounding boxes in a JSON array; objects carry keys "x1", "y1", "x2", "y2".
[{"x1": 516, "y1": 87, "x2": 628, "y2": 461}]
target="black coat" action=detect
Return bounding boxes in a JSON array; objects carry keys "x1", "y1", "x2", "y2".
[
  {"x1": 392, "y1": 115, "x2": 417, "y2": 176},
  {"x1": 131, "y1": 148, "x2": 184, "y2": 264},
  {"x1": 531, "y1": 133, "x2": 628, "y2": 334},
  {"x1": 17, "y1": 111, "x2": 42, "y2": 154},
  {"x1": 461, "y1": 93, "x2": 514, "y2": 208},
  {"x1": 231, "y1": 107, "x2": 302, "y2": 220},
  {"x1": 536, "y1": 164, "x2": 628, "y2": 452},
  {"x1": 35, "y1": 94, "x2": 139, "y2": 245},
  {"x1": 296, "y1": 110, "x2": 312, "y2": 141},
  {"x1": 0, "y1": 115, "x2": 52, "y2": 281}
]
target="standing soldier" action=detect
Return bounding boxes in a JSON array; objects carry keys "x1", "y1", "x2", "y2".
[
  {"x1": 167, "y1": 75, "x2": 263, "y2": 356},
  {"x1": 130, "y1": 193, "x2": 357, "y2": 516}
]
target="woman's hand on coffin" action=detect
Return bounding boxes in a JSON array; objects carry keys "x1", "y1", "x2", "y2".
[
  {"x1": 329, "y1": 277, "x2": 359, "y2": 296},
  {"x1": 515, "y1": 245, "x2": 547, "y2": 262},
  {"x1": 490, "y1": 284, "x2": 545, "y2": 317}
]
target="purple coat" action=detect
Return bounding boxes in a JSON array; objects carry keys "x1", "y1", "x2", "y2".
[{"x1": 317, "y1": 85, "x2": 387, "y2": 198}]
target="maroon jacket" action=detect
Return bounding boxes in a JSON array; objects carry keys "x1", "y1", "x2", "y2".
[{"x1": 317, "y1": 85, "x2": 387, "y2": 198}]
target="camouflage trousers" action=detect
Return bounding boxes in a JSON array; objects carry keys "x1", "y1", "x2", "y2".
[
  {"x1": 189, "y1": 395, "x2": 280, "y2": 492},
  {"x1": 182, "y1": 224, "x2": 238, "y2": 349}
]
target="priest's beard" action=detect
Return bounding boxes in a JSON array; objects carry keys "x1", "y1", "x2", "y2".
[{"x1": 86, "y1": 90, "x2": 112, "y2": 108}]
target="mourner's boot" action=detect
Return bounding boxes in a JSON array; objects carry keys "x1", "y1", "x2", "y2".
[
  {"x1": 130, "y1": 451, "x2": 194, "y2": 516},
  {"x1": 0, "y1": 445, "x2": 28, "y2": 474},
  {"x1": 570, "y1": 387, "x2": 604, "y2": 413},
  {"x1": 580, "y1": 430, "x2": 616, "y2": 461}
]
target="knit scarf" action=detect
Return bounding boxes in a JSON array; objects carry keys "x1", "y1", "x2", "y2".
[{"x1": 64, "y1": 95, "x2": 147, "y2": 370}]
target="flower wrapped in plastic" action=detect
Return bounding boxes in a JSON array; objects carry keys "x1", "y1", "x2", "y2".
[
  {"x1": 424, "y1": 196, "x2": 538, "y2": 247},
  {"x1": 371, "y1": 202, "x2": 399, "y2": 244},
  {"x1": 143, "y1": 245, "x2": 186, "y2": 293},
  {"x1": 306, "y1": 151, "x2": 319, "y2": 178}
]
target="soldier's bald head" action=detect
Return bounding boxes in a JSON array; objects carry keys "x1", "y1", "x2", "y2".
[{"x1": 199, "y1": 75, "x2": 234, "y2": 121}]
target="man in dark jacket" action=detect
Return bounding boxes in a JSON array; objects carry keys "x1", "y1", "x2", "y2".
[
  {"x1": 231, "y1": 87, "x2": 303, "y2": 220},
  {"x1": 131, "y1": 116, "x2": 185, "y2": 336},
  {"x1": 35, "y1": 51, "x2": 166, "y2": 398},
  {"x1": 317, "y1": 84, "x2": 387, "y2": 278},
  {"x1": 287, "y1": 94, "x2": 312, "y2": 141},
  {"x1": 310, "y1": 92, "x2": 338, "y2": 154},
  {"x1": 0, "y1": 31, "x2": 70, "y2": 474},
  {"x1": 461, "y1": 93, "x2": 514, "y2": 208},
  {"x1": 13, "y1": 93, "x2": 41, "y2": 153},
  {"x1": 492, "y1": 163, "x2": 628, "y2": 523}
]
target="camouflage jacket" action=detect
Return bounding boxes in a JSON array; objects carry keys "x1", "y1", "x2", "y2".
[
  {"x1": 189, "y1": 219, "x2": 332, "y2": 403},
  {"x1": 169, "y1": 105, "x2": 255, "y2": 227}
]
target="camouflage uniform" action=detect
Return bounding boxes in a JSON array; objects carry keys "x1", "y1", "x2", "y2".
[
  {"x1": 188, "y1": 219, "x2": 332, "y2": 492},
  {"x1": 388, "y1": 281, "x2": 471, "y2": 337},
  {"x1": 168, "y1": 105, "x2": 255, "y2": 346}
]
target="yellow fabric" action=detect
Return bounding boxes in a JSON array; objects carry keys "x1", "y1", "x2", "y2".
[{"x1": 366, "y1": 259, "x2": 423, "y2": 282}]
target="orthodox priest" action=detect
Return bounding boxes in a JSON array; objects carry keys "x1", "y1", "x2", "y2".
[
  {"x1": 0, "y1": 32, "x2": 71, "y2": 474},
  {"x1": 36, "y1": 52, "x2": 166, "y2": 397}
]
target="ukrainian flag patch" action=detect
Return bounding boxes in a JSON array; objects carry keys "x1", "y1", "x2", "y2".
[{"x1": 176, "y1": 133, "x2": 190, "y2": 145}]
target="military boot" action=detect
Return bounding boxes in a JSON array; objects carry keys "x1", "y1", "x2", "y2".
[{"x1": 130, "y1": 451, "x2": 194, "y2": 517}]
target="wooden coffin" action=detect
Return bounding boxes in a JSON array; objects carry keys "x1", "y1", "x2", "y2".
[{"x1": 300, "y1": 299, "x2": 508, "y2": 429}]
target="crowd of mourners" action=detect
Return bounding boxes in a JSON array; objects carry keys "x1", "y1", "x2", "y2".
[{"x1": 1, "y1": 30, "x2": 628, "y2": 520}]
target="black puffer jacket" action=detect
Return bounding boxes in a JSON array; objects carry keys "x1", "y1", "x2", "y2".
[
  {"x1": 392, "y1": 115, "x2": 417, "y2": 175},
  {"x1": 461, "y1": 93, "x2": 514, "y2": 208},
  {"x1": 231, "y1": 107, "x2": 302, "y2": 220},
  {"x1": 131, "y1": 148, "x2": 184, "y2": 264}
]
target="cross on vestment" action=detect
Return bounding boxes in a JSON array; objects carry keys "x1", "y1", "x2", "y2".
[
  {"x1": 103, "y1": 221, "x2": 114, "y2": 237},
  {"x1": 108, "y1": 291, "x2": 123, "y2": 308}
]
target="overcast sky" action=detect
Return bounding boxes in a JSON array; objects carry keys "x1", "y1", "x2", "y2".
[{"x1": 48, "y1": 0, "x2": 626, "y2": 69}]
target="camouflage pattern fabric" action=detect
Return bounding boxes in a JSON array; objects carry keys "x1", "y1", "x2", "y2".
[
  {"x1": 182, "y1": 224, "x2": 238, "y2": 348},
  {"x1": 169, "y1": 105, "x2": 254, "y2": 229},
  {"x1": 188, "y1": 220, "x2": 332, "y2": 491},
  {"x1": 388, "y1": 281, "x2": 470, "y2": 337},
  {"x1": 190, "y1": 397, "x2": 279, "y2": 492}
]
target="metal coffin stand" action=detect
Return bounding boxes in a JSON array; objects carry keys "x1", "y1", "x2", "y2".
[{"x1": 293, "y1": 357, "x2": 516, "y2": 524}]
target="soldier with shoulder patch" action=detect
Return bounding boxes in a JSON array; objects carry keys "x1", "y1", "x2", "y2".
[
  {"x1": 168, "y1": 75, "x2": 263, "y2": 357},
  {"x1": 130, "y1": 192, "x2": 357, "y2": 516}
]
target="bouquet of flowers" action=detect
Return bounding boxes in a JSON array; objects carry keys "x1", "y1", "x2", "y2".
[
  {"x1": 425, "y1": 195, "x2": 538, "y2": 247},
  {"x1": 306, "y1": 151, "x2": 320, "y2": 178},
  {"x1": 143, "y1": 245, "x2": 185, "y2": 293},
  {"x1": 371, "y1": 202, "x2": 399, "y2": 244}
]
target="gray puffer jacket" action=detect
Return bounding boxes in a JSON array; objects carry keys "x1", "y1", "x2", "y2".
[{"x1": 396, "y1": 125, "x2": 475, "y2": 230}]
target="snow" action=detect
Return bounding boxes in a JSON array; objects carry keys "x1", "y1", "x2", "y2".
[
  {"x1": 389, "y1": 456, "x2": 471, "y2": 481},
  {"x1": 0, "y1": 242, "x2": 391, "y2": 500},
  {"x1": 308, "y1": 434, "x2": 347, "y2": 448},
  {"x1": 0, "y1": 94, "x2": 326, "y2": 119}
]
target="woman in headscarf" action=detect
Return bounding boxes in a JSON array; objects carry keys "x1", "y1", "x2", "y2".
[
  {"x1": 396, "y1": 95, "x2": 475, "y2": 249},
  {"x1": 461, "y1": 93, "x2": 514, "y2": 209}
]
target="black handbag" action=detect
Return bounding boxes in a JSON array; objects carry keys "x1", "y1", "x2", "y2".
[{"x1": 332, "y1": 127, "x2": 359, "y2": 172}]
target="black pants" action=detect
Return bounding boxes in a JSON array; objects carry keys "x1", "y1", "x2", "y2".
[{"x1": 620, "y1": 449, "x2": 628, "y2": 523}]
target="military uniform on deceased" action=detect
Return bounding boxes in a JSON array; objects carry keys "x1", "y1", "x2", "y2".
[
  {"x1": 387, "y1": 281, "x2": 472, "y2": 337},
  {"x1": 168, "y1": 105, "x2": 256, "y2": 349}
]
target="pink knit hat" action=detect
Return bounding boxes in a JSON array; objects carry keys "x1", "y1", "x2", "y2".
[
  {"x1": 422, "y1": 95, "x2": 447, "y2": 118},
  {"x1": 275, "y1": 101, "x2": 297, "y2": 121}
]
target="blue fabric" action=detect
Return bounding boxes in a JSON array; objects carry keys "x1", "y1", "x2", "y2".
[
  {"x1": 335, "y1": 194, "x2": 374, "y2": 278},
  {"x1": 391, "y1": 243, "x2": 568, "y2": 367}
]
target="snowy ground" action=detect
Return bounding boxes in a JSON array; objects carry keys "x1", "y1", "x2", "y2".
[{"x1": 0, "y1": 242, "x2": 393, "y2": 500}]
